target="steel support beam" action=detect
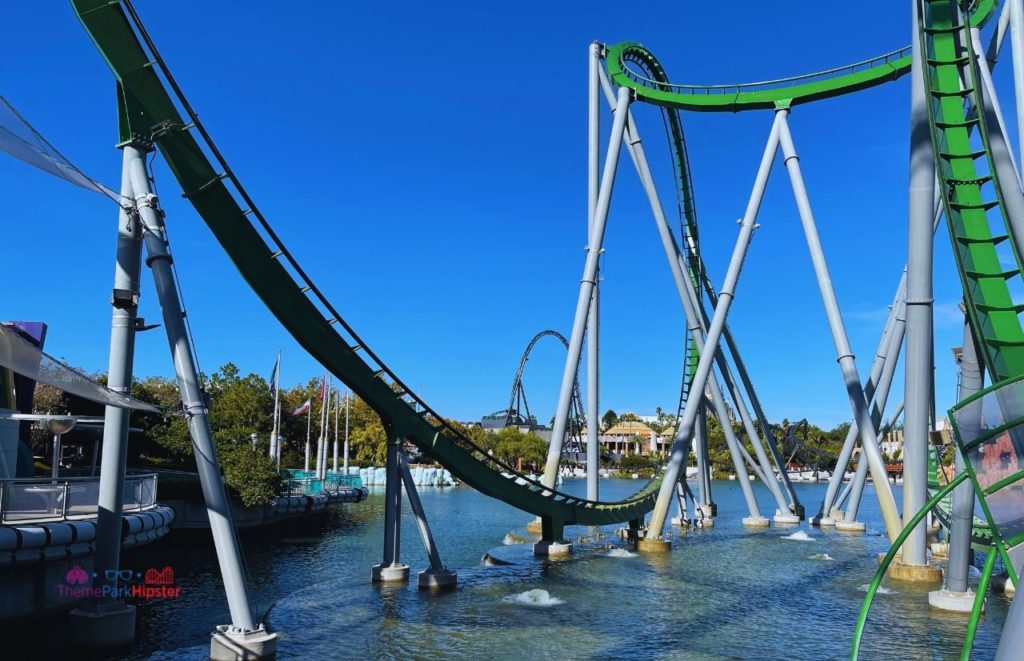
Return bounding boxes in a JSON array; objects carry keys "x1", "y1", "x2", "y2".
[
  {"x1": 544, "y1": 85, "x2": 631, "y2": 487},
  {"x1": 586, "y1": 42, "x2": 601, "y2": 500},
  {"x1": 610, "y1": 87, "x2": 762, "y2": 519},
  {"x1": 777, "y1": 112, "x2": 902, "y2": 542},
  {"x1": 125, "y1": 145, "x2": 257, "y2": 631},
  {"x1": 903, "y1": 10, "x2": 936, "y2": 563},
  {"x1": 948, "y1": 316, "x2": 983, "y2": 594},
  {"x1": 644, "y1": 113, "x2": 779, "y2": 539},
  {"x1": 91, "y1": 148, "x2": 143, "y2": 605}
]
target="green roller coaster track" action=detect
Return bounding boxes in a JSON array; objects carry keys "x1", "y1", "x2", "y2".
[{"x1": 72, "y1": 0, "x2": 1020, "y2": 558}]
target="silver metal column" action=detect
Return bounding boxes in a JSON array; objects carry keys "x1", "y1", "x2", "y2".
[
  {"x1": 694, "y1": 404, "x2": 711, "y2": 509},
  {"x1": 381, "y1": 432, "x2": 402, "y2": 567},
  {"x1": 948, "y1": 316, "x2": 983, "y2": 594},
  {"x1": 543, "y1": 85, "x2": 631, "y2": 487},
  {"x1": 398, "y1": 453, "x2": 444, "y2": 571},
  {"x1": 776, "y1": 112, "x2": 902, "y2": 541},
  {"x1": 617, "y1": 100, "x2": 762, "y2": 519},
  {"x1": 333, "y1": 389, "x2": 339, "y2": 472},
  {"x1": 844, "y1": 302, "x2": 907, "y2": 523},
  {"x1": 903, "y1": 12, "x2": 936, "y2": 563},
  {"x1": 125, "y1": 145, "x2": 257, "y2": 631},
  {"x1": 818, "y1": 272, "x2": 904, "y2": 522},
  {"x1": 92, "y1": 148, "x2": 143, "y2": 603},
  {"x1": 1009, "y1": 0, "x2": 1024, "y2": 170},
  {"x1": 645, "y1": 115, "x2": 779, "y2": 539},
  {"x1": 586, "y1": 42, "x2": 601, "y2": 501}
]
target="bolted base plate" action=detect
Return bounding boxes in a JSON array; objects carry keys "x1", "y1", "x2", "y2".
[{"x1": 210, "y1": 624, "x2": 278, "y2": 661}]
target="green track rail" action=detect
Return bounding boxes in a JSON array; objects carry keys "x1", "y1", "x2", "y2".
[
  {"x1": 920, "y1": 0, "x2": 1024, "y2": 383},
  {"x1": 71, "y1": 0, "x2": 661, "y2": 529},
  {"x1": 604, "y1": 2, "x2": 996, "y2": 112}
]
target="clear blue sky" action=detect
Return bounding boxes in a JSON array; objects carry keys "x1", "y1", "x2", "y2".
[{"x1": 0, "y1": 2, "x2": 1011, "y2": 429}]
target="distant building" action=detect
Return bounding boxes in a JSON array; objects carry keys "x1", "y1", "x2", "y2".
[{"x1": 586, "y1": 420, "x2": 669, "y2": 458}]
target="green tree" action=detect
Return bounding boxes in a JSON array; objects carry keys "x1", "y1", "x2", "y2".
[{"x1": 601, "y1": 409, "x2": 618, "y2": 432}]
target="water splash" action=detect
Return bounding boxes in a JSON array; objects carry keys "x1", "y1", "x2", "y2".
[
  {"x1": 782, "y1": 530, "x2": 815, "y2": 542},
  {"x1": 809, "y1": 553, "x2": 834, "y2": 561},
  {"x1": 503, "y1": 589, "x2": 565, "y2": 607},
  {"x1": 503, "y1": 532, "x2": 527, "y2": 545},
  {"x1": 607, "y1": 548, "x2": 637, "y2": 558},
  {"x1": 858, "y1": 584, "x2": 898, "y2": 595}
]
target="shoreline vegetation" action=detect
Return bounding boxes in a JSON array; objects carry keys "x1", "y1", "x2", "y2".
[{"x1": 30, "y1": 362, "x2": 869, "y2": 504}]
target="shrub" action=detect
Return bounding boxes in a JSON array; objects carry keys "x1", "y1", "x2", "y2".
[{"x1": 220, "y1": 446, "x2": 282, "y2": 507}]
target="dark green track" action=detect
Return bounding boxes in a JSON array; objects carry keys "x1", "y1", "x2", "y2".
[{"x1": 71, "y1": 0, "x2": 661, "y2": 528}]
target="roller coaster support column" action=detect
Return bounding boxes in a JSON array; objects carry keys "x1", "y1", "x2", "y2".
[
  {"x1": 68, "y1": 148, "x2": 143, "y2": 650},
  {"x1": 688, "y1": 280, "x2": 798, "y2": 517},
  {"x1": 612, "y1": 91, "x2": 763, "y2": 526},
  {"x1": 840, "y1": 290, "x2": 907, "y2": 531},
  {"x1": 586, "y1": 41, "x2": 601, "y2": 501},
  {"x1": 777, "y1": 111, "x2": 902, "y2": 543},
  {"x1": 683, "y1": 264, "x2": 792, "y2": 522},
  {"x1": 373, "y1": 429, "x2": 410, "y2": 583},
  {"x1": 902, "y1": 7, "x2": 940, "y2": 575},
  {"x1": 695, "y1": 406, "x2": 714, "y2": 519},
  {"x1": 815, "y1": 272, "x2": 903, "y2": 526},
  {"x1": 543, "y1": 85, "x2": 631, "y2": 488},
  {"x1": 398, "y1": 453, "x2": 457, "y2": 591},
  {"x1": 930, "y1": 314, "x2": 983, "y2": 612},
  {"x1": 640, "y1": 114, "x2": 779, "y2": 549},
  {"x1": 1010, "y1": 0, "x2": 1024, "y2": 172},
  {"x1": 124, "y1": 145, "x2": 274, "y2": 657}
]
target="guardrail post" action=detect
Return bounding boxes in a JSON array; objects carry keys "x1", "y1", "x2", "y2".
[{"x1": 61, "y1": 482, "x2": 70, "y2": 520}]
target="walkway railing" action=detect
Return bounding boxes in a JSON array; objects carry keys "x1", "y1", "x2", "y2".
[
  {"x1": 280, "y1": 469, "x2": 363, "y2": 496},
  {"x1": 0, "y1": 473, "x2": 158, "y2": 524}
]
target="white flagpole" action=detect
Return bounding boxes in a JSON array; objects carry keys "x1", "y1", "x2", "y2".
[
  {"x1": 332, "y1": 388, "x2": 340, "y2": 473},
  {"x1": 304, "y1": 402, "x2": 311, "y2": 472},
  {"x1": 272, "y1": 351, "x2": 281, "y2": 467},
  {"x1": 343, "y1": 390, "x2": 350, "y2": 475}
]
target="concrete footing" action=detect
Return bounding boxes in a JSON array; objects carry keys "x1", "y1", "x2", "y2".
[
  {"x1": 525, "y1": 518, "x2": 543, "y2": 535},
  {"x1": 635, "y1": 537, "x2": 671, "y2": 553},
  {"x1": 371, "y1": 563, "x2": 410, "y2": 583},
  {"x1": 67, "y1": 603, "x2": 137, "y2": 650},
  {"x1": 532, "y1": 540, "x2": 572, "y2": 557},
  {"x1": 879, "y1": 555, "x2": 943, "y2": 583},
  {"x1": 928, "y1": 588, "x2": 979, "y2": 613},
  {"x1": 835, "y1": 520, "x2": 866, "y2": 533},
  {"x1": 697, "y1": 517, "x2": 714, "y2": 528},
  {"x1": 773, "y1": 512, "x2": 800, "y2": 525},
  {"x1": 418, "y1": 568, "x2": 457, "y2": 592},
  {"x1": 930, "y1": 542, "x2": 949, "y2": 560},
  {"x1": 210, "y1": 624, "x2": 278, "y2": 661},
  {"x1": 742, "y1": 516, "x2": 770, "y2": 528},
  {"x1": 813, "y1": 516, "x2": 836, "y2": 527}
]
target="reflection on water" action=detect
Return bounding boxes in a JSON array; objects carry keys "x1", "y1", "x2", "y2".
[{"x1": 0, "y1": 478, "x2": 1010, "y2": 659}]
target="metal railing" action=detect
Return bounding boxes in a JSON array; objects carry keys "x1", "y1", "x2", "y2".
[
  {"x1": 0, "y1": 473, "x2": 157, "y2": 524},
  {"x1": 280, "y1": 469, "x2": 363, "y2": 496}
]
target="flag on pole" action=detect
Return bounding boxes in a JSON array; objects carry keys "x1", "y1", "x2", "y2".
[
  {"x1": 269, "y1": 353, "x2": 281, "y2": 397},
  {"x1": 292, "y1": 399, "x2": 311, "y2": 416},
  {"x1": 319, "y1": 369, "x2": 328, "y2": 402}
]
